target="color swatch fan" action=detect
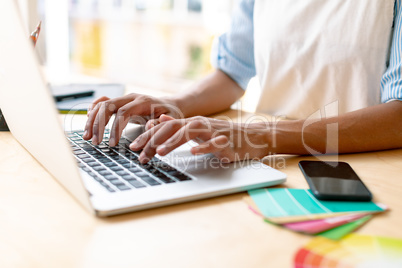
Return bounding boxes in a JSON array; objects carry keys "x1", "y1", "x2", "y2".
[
  {"x1": 245, "y1": 188, "x2": 387, "y2": 239},
  {"x1": 294, "y1": 234, "x2": 402, "y2": 268}
]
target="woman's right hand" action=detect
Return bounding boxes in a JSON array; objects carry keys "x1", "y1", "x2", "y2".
[{"x1": 82, "y1": 93, "x2": 182, "y2": 147}]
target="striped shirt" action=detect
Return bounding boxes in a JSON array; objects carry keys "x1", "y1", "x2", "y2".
[{"x1": 212, "y1": 0, "x2": 402, "y2": 103}]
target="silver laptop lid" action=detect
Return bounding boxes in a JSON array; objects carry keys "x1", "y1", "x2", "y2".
[{"x1": 0, "y1": 0, "x2": 93, "y2": 212}]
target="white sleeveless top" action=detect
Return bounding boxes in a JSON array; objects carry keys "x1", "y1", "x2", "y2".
[{"x1": 253, "y1": 0, "x2": 395, "y2": 119}]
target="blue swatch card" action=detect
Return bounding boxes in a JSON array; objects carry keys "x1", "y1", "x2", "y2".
[{"x1": 248, "y1": 188, "x2": 385, "y2": 223}]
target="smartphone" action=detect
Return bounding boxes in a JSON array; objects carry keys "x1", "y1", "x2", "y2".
[{"x1": 298, "y1": 160, "x2": 372, "y2": 201}]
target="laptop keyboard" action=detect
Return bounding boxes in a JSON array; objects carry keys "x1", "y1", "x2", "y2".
[{"x1": 66, "y1": 130, "x2": 193, "y2": 193}]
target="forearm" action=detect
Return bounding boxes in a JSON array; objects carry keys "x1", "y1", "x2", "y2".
[
  {"x1": 269, "y1": 101, "x2": 402, "y2": 155},
  {"x1": 165, "y1": 70, "x2": 245, "y2": 118}
]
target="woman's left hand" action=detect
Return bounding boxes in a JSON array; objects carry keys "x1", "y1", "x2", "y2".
[{"x1": 130, "y1": 114, "x2": 272, "y2": 163}]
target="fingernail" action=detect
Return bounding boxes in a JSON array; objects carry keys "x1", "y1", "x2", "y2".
[
  {"x1": 145, "y1": 122, "x2": 155, "y2": 131},
  {"x1": 157, "y1": 145, "x2": 166, "y2": 155},
  {"x1": 130, "y1": 141, "x2": 138, "y2": 150},
  {"x1": 92, "y1": 135, "x2": 98, "y2": 145},
  {"x1": 139, "y1": 152, "x2": 149, "y2": 163},
  {"x1": 109, "y1": 137, "x2": 115, "y2": 146}
]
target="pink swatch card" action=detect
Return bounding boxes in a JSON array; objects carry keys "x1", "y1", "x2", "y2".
[{"x1": 283, "y1": 213, "x2": 369, "y2": 234}]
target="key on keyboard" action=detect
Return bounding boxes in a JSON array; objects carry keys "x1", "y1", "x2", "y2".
[{"x1": 66, "y1": 130, "x2": 193, "y2": 192}]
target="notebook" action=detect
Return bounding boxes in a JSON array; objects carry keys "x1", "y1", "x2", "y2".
[{"x1": 51, "y1": 83, "x2": 125, "y2": 114}]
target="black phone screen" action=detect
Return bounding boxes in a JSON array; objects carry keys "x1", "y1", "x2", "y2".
[{"x1": 298, "y1": 161, "x2": 372, "y2": 201}]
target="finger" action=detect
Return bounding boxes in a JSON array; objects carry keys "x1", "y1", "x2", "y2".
[
  {"x1": 129, "y1": 120, "x2": 170, "y2": 151},
  {"x1": 155, "y1": 120, "x2": 213, "y2": 157},
  {"x1": 87, "y1": 96, "x2": 110, "y2": 116},
  {"x1": 144, "y1": 114, "x2": 175, "y2": 131},
  {"x1": 83, "y1": 102, "x2": 102, "y2": 140},
  {"x1": 190, "y1": 135, "x2": 230, "y2": 155},
  {"x1": 138, "y1": 120, "x2": 187, "y2": 162},
  {"x1": 91, "y1": 97, "x2": 135, "y2": 144},
  {"x1": 145, "y1": 119, "x2": 159, "y2": 131},
  {"x1": 84, "y1": 97, "x2": 110, "y2": 139},
  {"x1": 91, "y1": 102, "x2": 116, "y2": 145},
  {"x1": 84, "y1": 96, "x2": 129, "y2": 140},
  {"x1": 159, "y1": 114, "x2": 175, "y2": 122},
  {"x1": 109, "y1": 99, "x2": 151, "y2": 146}
]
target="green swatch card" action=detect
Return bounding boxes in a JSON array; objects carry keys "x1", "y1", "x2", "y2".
[{"x1": 318, "y1": 215, "x2": 372, "y2": 240}]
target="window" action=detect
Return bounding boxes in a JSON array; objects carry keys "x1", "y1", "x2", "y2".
[{"x1": 35, "y1": 0, "x2": 235, "y2": 93}]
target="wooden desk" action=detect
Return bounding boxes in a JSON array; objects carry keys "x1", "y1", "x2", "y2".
[{"x1": 1, "y1": 110, "x2": 401, "y2": 268}]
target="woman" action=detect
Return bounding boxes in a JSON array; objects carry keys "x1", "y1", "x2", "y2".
[{"x1": 84, "y1": 0, "x2": 402, "y2": 163}]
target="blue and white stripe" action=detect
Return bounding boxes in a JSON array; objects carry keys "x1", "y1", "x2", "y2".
[
  {"x1": 381, "y1": 0, "x2": 402, "y2": 103},
  {"x1": 211, "y1": 0, "x2": 256, "y2": 90},
  {"x1": 213, "y1": 0, "x2": 402, "y2": 102}
]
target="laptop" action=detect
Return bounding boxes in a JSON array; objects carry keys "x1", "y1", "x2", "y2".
[{"x1": 0, "y1": 0, "x2": 286, "y2": 216}]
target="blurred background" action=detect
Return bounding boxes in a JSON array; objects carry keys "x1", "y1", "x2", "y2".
[{"x1": 17, "y1": 0, "x2": 260, "y2": 111}]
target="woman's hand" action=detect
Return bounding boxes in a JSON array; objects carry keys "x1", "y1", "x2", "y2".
[
  {"x1": 130, "y1": 114, "x2": 271, "y2": 163},
  {"x1": 83, "y1": 94, "x2": 181, "y2": 147}
]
